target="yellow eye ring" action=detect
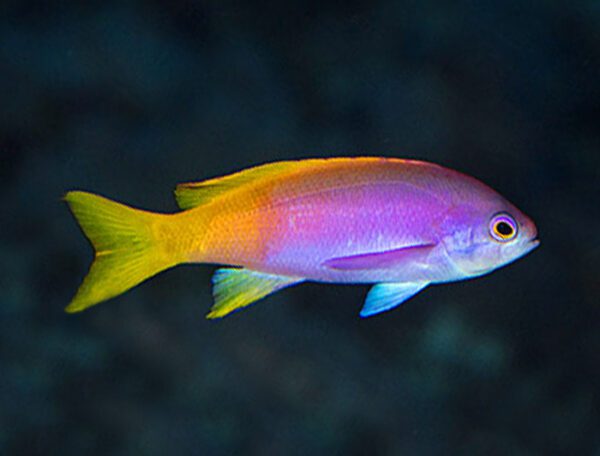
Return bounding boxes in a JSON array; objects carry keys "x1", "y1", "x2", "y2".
[{"x1": 490, "y1": 213, "x2": 517, "y2": 242}]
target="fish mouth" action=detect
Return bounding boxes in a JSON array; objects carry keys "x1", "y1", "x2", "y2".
[{"x1": 524, "y1": 237, "x2": 540, "y2": 254}]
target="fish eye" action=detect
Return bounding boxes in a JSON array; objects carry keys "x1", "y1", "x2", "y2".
[{"x1": 489, "y1": 213, "x2": 517, "y2": 242}]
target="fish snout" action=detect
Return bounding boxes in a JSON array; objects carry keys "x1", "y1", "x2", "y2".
[
  {"x1": 523, "y1": 218, "x2": 538, "y2": 241},
  {"x1": 520, "y1": 216, "x2": 540, "y2": 252}
]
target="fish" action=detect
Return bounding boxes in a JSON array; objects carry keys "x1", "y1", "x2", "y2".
[{"x1": 64, "y1": 157, "x2": 539, "y2": 318}]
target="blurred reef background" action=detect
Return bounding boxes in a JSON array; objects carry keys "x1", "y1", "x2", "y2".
[{"x1": 1, "y1": 1, "x2": 599, "y2": 455}]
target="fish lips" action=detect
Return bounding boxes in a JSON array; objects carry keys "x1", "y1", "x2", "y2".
[{"x1": 522, "y1": 238, "x2": 540, "y2": 256}]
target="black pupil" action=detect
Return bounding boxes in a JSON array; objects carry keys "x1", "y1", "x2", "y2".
[{"x1": 496, "y1": 221, "x2": 513, "y2": 236}]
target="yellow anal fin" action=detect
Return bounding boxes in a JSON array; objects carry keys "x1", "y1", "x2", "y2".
[{"x1": 207, "y1": 268, "x2": 302, "y2": 319}]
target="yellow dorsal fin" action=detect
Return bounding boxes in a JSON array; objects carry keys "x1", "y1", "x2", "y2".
[
  {"x1": 174, "y1": 157, "x2": 411, "y2": 210},
  {"x1": 174, "y1": 160, "x2": 311, "y2": 210}
]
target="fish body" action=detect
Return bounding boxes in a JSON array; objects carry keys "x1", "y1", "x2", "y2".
[{"x1": 65, "y1": 157, "x2": 539, "y2": 318}]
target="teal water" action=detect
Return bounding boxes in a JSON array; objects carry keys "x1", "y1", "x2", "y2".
[{"x1": 1, "y1": 1, "x2": 598, "y2": 454}]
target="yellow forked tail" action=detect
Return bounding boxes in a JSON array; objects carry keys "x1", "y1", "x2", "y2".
[{"x1": 64, "y1": 191, "x2": 177, "y2": 313}]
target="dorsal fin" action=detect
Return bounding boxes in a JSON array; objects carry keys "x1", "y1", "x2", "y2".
[
  {"x1": 174, "y1": 157, "x2": 416, "y2": 210},
  {"x1": 174, "y1": 161, "x2": 306, "y2": 210}
]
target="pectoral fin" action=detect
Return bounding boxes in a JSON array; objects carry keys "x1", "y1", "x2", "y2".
[
  {"x1": 360, "y1": 282, "x2": 429, "y2": 317},
  {"x1": 323, "y1": 243, "x2": 436, "y2": 271},
  {"x1": 207, "y1": 268, "x2": 303, "y2": 319}
]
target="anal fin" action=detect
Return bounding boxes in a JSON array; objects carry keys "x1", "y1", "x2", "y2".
[
  {"x1": 360, "y1": 282, "x2": 428, "y2": 318},
  {"x1": 207, "y1": 268, "x2": 303, "y2": 319}
]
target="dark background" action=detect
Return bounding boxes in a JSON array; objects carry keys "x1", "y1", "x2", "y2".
[{"x1": 1, "y1": 1, "x2": 599, "y2": 455}]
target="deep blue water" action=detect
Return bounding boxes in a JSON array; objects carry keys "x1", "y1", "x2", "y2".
[{"x1": 1, "y1": 1, "x2": 599, "y2": 455}]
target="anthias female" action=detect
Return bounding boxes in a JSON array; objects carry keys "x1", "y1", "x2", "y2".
[{"x1": 65, "y1": 157, "x2": 539, "y2": 318}]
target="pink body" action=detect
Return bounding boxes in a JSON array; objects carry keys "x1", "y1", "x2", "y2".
[
  {"x1": 195, "y1": 158, "x2": 537, "y2": 285},
  {"x1": 65, "y1": 157, "x2": 539, "y2": 318}
]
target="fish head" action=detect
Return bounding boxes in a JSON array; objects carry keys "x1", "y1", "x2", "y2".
[{"x1": 440, "y1": 198, "x2": 539, "y2": 278}]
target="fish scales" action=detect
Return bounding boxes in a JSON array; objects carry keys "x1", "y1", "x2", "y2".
[{"x1": 64, "y1": 157, "x2": 539, "y2": 318}]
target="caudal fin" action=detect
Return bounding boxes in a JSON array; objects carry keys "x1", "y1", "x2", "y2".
[{"x1": 64, "y1": 191, "x2": 176, "y2": 313}]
